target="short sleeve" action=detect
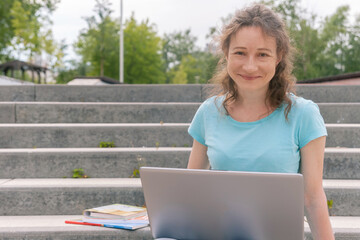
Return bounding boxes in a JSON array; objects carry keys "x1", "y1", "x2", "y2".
[
  {"x1": 298, "y1": 101, "x2": 327, "y2": 149},
  {"x1": 188, "y1": 102, "x2": 207, "y2": 146}
]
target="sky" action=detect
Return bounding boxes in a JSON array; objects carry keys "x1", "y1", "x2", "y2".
[{"x1": 52, "y1": 0, "x2": 360, "y2": 60}]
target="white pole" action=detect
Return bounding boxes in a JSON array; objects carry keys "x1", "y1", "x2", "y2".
[{"x1": 119, "y1": 0, "x2": 124, "y2": 83}]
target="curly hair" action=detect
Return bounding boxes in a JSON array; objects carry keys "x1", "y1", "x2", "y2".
[{"x1": 210, "y1": 3, "x2": 296, "y2": 120}]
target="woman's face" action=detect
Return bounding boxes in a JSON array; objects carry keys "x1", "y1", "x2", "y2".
[{"x1": 226, "y1": 26, "x2": 279, "y2": 95}]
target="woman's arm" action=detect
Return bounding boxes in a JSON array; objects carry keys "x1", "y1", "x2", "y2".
[
  {"x1": 300, "y1": 136, "x2": 334, "y2": 239},
  {"x1": 187, "y1": 139, "x2": 210, "y2": 169}
]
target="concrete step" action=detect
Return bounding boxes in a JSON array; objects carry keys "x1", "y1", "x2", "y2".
[
  {"x1": 0, "y1": 178, "x2": 358, "y2": 216},
  {"x1": 0, "y1": 123, "x2": 359, "y2": 148},
  {"x1": 0, "y1": 147, "x2": 359, "y2": 179},
  {"x1": 1, "y1": 102, "x2": 360, "y2": 124},
  {"x1": 0, "y1": 178, "x2": 144, "y2": 216},
  {"x1": 0, "y1": 123, "x2": 192, "y2": 148},
  {"x1": 1, "y1": 85, "x2": 360, "y2": 103},
  {"x1": 0, "y1": 215, "x2": 152, "y2": 240},
  {"x1": 296, "y1": 84, "x2": 360, "y2": 103},
  {"x1": 0, "y1": 215, "x2": 359, "y2": 240},
  {"x1": 0, "y1": 85, "x2": 204, "y2": 102},
  {"x1": 324, "y1": 148, "x2": 360, "y2": 179},
  {"x1": 326, "y1": 124, "x2": 360, "y2": 148},
  {"x1": 0, "y1": 148, "x2": 190, "y2": 178},
  {"x1": 318, "y1": 103, "x2": 360, "y2": 123},
  {"x1": 0, "y1": 102, "x2": 200, "y2": 123}
]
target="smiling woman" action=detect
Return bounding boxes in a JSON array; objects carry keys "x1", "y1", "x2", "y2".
[
  {"x1": 209, "y1": 3, "x2": 295, "y2": 122},
  {"x1": 187, "y1": 3, "x2": 335, "y2": 239},
  {"x1": 226, "y1": 26, "x2": 279, "y2": 101}
]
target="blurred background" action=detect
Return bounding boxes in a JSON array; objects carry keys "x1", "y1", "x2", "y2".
[{"x1": 0, "y1": 0, "x2": 359, "y2": 84}]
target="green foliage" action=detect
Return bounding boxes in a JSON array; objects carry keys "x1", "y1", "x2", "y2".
[
  {"x1": 6, "y1": 0, "x2": 356, "y2": 84},
  {"x1": 10, "y1": 0, "x2": 41, "y2": 56},
  {"x1": 72, "y1": 168, "x2": 88, "y2": 178},
  {"x1": 124, "y1": 14, "x2": 166, "y2": 84},
  {"x1": 99, "y1": 141, "x2": 116, "y2": 148},
  {"x1": 162, "y1": 29, "x2": 218, "y2": 84},
  {"x1": 130, "y1": 155, "x2": 147, "y2": 178},
  {"x1": 327, "y1": 199, "x2": 333, "y2": 209},
  {"x1": 171, "y1": 63, "x2": 188, "y2": 84},
  {"x1": 327, "y1": 199, "x2": 334, "y2": 216},
  {"x1": 0, "y1": 0, "x2": 63, "y2": 80},
  {"x1": 162, "y1": 29, "x2": 197, "y2": 72},
  {"x1": 1, "y1": 0, "x2": 61, "y2": 61},
  {"x1": 186, "y1": 51, "x2": 219, "y2": 83},
  {"x1": 131, "y1": 168, "x2": 140, "y2": 178},
  {"x1": 343, "y1": 15, "x2": 360, "y2": 73},
  {"x1": 0, "y1": 0, "x2": 15, "y2": 59},
  {"x1": 56, "y1": 60, "x2": 88, "y2": 84},
  {"x1": 262, "y1": 0, "x2": 360, "y2": 80},
  {"x1": 74, "y1": 0, "x2": 120, "y2": 79},
  {"x1": 74, "y1": 3, "x2": 166, "y2": 83}
]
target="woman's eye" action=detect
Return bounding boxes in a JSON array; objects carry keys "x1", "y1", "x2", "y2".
[
  {"x1": 235, "y1": 51, "x2": 245, "y2": 55},
  {"x1": 259, "y1": 53, "x2": 269, "y2": 57}
]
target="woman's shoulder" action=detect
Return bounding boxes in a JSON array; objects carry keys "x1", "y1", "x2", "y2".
[
  {"x1": 289, "y1": 93, "x2": 317, "y2": 108},
  {"x1": 197, "y1": 95, "x2": 226, "y2": 115},
  {"x1": 288, "y1": 93, "x2": 320, "y2": 116},
  {"x1": 202, "y1": 95, "x2": 225, "y2": 108}
]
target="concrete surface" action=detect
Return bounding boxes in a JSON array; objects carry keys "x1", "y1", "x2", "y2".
[
  {"x1": 35, "y1": 85, "x2": 203, "y2": 102},
  {"x1": 13, "y1": 102, "x2": 200, "y2": 123},
  {"x1": 1, "y1": 84, "x2": 360, "y2": 102},
  {"x1": 0, "y1": 123, "x2": 359, "y2": 148},
  {"x1": 0, "y1": 123, "x2": 192, "y2": 148},
  {"x1": 0, "y1": 215, "x2": 359, "y2": 239},
  {"x1": 0, "y1": 178, "x2": 358, "y2": 216},
  {"x1": 0, "y1": 147, "x2": 359, "y2": 179},
  {"x1": 0, "y1": 148, "x2": 190, "y2": 178},
  {"x1": 1, "y1": 102, "x2": 360, "y2": 124}
]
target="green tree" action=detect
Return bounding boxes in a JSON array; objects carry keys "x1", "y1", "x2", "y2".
[
  {"x1": 168, "y1": 52, "x2": 218, "y2": 84},
  {"x1": 124, "y1": 14, "x2": 165, "y2": 84},
  {"x1": 0, "y1": 0, "x2": 62, "y2": 80},
  {"x1": 10, "y1": 0, "x2": 42, "y2": 59},
  {"x1": 318, "y1": 6, "x2": 354, "y2": 76},
  {"x1": 192, "y1": 51, "x2": 219, "y2": 83},
  {"x1": 343, "y1": 15, "x2": 360, "y2": 73},
  {"x1": 0, "y1": 0, "x2": 15, "y2": 61},
  {"x1": 74, "y1": 3, "x2": 165, "y2": 83},
  {"x1": 263, "y1": 0, "x2": 358, "y2": 80},
  {"x1": 42, "y1": 31, "x2": 65, "y2": 70},
  {"x1": 74, "y1": 0, "x2": 119, "y2": 79},
  {"x1": 6, "y1": 0, "x2": 59, "y2": 57},
  {"x1": 262, "y1": 0, "x2": 321, "y2": 80},
  {"x1": 162, "y1": 29, "x2": 218, "y2": 84},
  {"x1": 292, "y1": 16, "x2": 323, "y2": 80},
  {"x1": 162, "y1": 29, "x2": 197, "y2": 73},
  {"x1": 172, "y1": 64, "x2": 188, "y2": 84},
  {"x1": 56, "y1": 59, "x2": 88, "y2": 84}
]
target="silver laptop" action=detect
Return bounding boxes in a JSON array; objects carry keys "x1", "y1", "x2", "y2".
[{"x1": 140, "y1": 167, "x2": 304, "y2": 240}]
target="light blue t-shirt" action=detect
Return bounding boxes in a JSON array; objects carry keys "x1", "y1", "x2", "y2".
[{"x1": 188, "y1": 95, "x2": 327, "y2": 173}]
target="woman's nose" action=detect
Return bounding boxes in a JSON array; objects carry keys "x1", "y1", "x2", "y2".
[{"x1": 242, "y1": 57, "x2": 258, "y2": 73}]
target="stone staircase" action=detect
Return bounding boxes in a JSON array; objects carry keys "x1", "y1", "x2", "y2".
[{"x1": 0, "y1": 84, "x2": 359, "y2": 239}]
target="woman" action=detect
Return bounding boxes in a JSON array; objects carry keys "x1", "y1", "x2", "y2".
[{"x1": 187, "y1": 4, "x2": 334, "y2": 239}]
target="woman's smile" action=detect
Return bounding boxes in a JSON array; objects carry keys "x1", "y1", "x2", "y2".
[
  {"x1": 226, "y1": 26, "x2": 278, "y2": 94},
  {"x1": 239, "y1": 74, "x2": 261, "y2": 81}
]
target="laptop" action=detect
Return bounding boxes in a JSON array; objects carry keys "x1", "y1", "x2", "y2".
[{"x1": 140, "y1": 167, "x2": 304, "y2": 240}]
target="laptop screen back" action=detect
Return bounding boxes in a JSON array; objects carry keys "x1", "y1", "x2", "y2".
[{"x1": 140, "y1": 167, "x2": 304, "y2": 240}]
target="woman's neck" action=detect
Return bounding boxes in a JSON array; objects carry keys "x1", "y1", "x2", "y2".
[
  {"x1": 227, "y1": 89, "x2": 273, "y2": 122},
  {"x1": 236, "y1": 87, "x2": 268, "y2": 109}
]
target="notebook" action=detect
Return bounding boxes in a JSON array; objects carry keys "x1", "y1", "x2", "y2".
[{"x1": 140, "y1": 167, "x2": 304, "y2": 240}]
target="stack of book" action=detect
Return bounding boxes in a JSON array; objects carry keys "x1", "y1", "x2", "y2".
[{"x1": 65, "y1": 203, "x2": 149, "y2": 230}]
